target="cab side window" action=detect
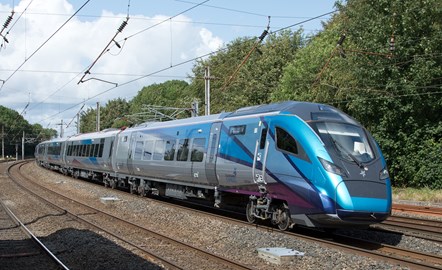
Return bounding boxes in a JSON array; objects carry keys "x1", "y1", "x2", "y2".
[
  {"x1": 275, "y1": 126, "x2": 310, "y2": 162},
  {"x1": 276, "y1": 127, "x2": 298, "y2": 155}
]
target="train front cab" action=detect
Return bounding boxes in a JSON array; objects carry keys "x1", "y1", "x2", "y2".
[
  {"x1": 258, "y1": 111, "x2": 391, "y2": 229},
  {"x1": 305, "y1": 117, "x2": 392, "y2": 227}
]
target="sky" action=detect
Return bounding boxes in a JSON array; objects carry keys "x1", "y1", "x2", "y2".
[{"x1": 0, "y1": 0, "x2": 337, "y2": 137}]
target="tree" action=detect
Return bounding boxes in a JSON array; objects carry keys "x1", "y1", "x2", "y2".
[
  {"x1": 189, "y1": 29, "x2": 303, "y2": 114},
  {"x1": 129, "y1": 80, "x2": 193, "y2": 122},
  {"x1": 0, "y1": 105, "x2": 56, "y2": 157},
  {"x1": 275, "y1": 0, "x2": 442, "y2": 188},
  {"x1": 79, "y1": 107, "x2": 97, "y2": 133},
  {"x1": 100, "y1": 98, "x2": 130, "y2": 129}
]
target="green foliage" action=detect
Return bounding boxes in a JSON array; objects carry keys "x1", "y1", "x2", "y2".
[
  {"x1": 276, "y1": 0, "x2": 442, "y2": 189},
  {"x1": 189, "y1": 30, "x2": 303, "y2": 113},
  {"x1": 0, "y1": 105, "x2": 56, "y2": 156},
  {"x1": 101, "y1": 98, "x2": 130, "y2": 128},
  {"x1": 77, "y1": 0, "x2": 442, "y2": 189},
  {"x1": 130, "y1": 80, "x2": 191, "y2": 114},
  {"x1": 80, "y1": 81, "x2": 192, "y2": 133}
]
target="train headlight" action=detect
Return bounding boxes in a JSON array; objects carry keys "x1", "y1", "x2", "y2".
[
  {"x1": 318, "y1": 157, "x2": 347, "y2": 177},
  {"x1": 379, "y1": 167, "x2": 389, "y2": 180}
]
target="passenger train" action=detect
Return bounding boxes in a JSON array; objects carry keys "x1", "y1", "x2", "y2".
[{"x1": 35, "y1": 101, "x2": 392, "y2": 230}]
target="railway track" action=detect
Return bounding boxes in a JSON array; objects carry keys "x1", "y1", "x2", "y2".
[
  {"x1": 0, "y1": 197, "x2": 68, "y2": 270},
  {"x1": 373, "y1": 215, "x2": 442, "y2": 244},
  {"x1": 15, "y1": 160, "x2": 442, "y2": 269},
  {"x1": 7, "y1": 161, "x2": 253, "y2": 270},
  {"x1": 392, "y1": 203, "x2": 442, "y2": 217}
]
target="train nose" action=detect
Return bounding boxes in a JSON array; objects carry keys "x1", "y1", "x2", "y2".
[{"x1": 335, "y1": 180, "x2": 391, "y2": 218}]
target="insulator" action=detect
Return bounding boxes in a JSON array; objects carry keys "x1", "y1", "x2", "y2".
[
  {"x1": 3, "y1": 15, "x2": 13, "y2": 29},
  {"x1": 337, "y1": 34, "x2": 346, "y2": 46},
  {"x1": 389, "y1": 36, "x2": 395, "y2": 52},
  {"x1": 258, "y1": 30, "x2": 268, "y2": 42},
  {"x1": 118, "y1": 20, "x2": 128, "y2": 32}
]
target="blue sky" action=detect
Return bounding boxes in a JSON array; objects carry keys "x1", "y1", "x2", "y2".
[
  {"x1": 68, "y1": 0, "x2": 336, "y2": 39},
  {"x1": 0, "y1": 0, "x2": 336, "y2": 136}
]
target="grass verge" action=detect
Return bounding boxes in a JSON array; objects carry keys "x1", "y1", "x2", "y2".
[{"x1": 392, "y1": 187, "x2": 442, "y2": 203}]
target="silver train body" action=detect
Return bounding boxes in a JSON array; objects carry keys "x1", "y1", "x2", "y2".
[{"x1": 35, "y1": 101, "x2": 392, "y2": 230}]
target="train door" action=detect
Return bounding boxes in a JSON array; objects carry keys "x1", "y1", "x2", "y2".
[
  {"x1": 127, "y1": 132, "x2": 139, "y2": 175},
  {"x1": 205, "y1": 122, "x2": 221, "y2": 185},
  {"x1": 252, "y1": 120, "x2": 269, "y2": 187},
  {"x1": 113, "y1": 132, "x2": 131, "y2": 174}
]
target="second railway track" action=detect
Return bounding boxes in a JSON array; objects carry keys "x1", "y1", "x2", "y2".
[{"x1": 373, "y1": 215, "x2": 442, "y2": 244}]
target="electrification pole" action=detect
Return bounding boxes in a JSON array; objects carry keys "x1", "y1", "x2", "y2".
[
  {"x1": 77, "y1": 113, "x2": 81, "y2": 134},
  {"x1": 21, "y1": 131, "x2": 24, "y2": 160},
  {"x1": 96, "y1": 102, "x2": 100, "y2": 132},
  {"x1": 1, "y1": 125, "x2": 4, "y2": 160},
  {"x1": 204, "y1": 66, "x2": 211, "y2": 116}
]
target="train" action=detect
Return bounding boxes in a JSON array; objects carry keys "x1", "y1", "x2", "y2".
[{"x1": 35, "y1": 101, "x2": 392, "y2": 230}]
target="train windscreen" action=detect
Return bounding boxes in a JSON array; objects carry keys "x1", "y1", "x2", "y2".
[{"x1": 310, "y1": 122, "x2": 375, "y2": 164}]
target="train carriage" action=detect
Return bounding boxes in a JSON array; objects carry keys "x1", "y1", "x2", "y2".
[
  {"x1": 64, "y1": 129, "x2": 120, "y2": 179},
  {"x1": 35, "y1": 101, "x2": 392, "y2": 230},
  {"x1": 35, "y1": 137, "x2": 66, "y2": 171}
]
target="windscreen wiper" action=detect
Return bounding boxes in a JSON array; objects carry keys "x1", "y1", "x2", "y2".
[{"x1": 330, "y1": 138, "x2": 364, "y2": 168}]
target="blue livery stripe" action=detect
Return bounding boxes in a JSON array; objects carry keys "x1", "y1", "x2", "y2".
[{"x1": 350, "y1": 197, "x2": 390, "y2": 212}]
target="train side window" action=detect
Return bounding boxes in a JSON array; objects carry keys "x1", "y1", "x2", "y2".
[
  {"x1": 143, "y1": 140, "x2": 154, "y2": 160},
  {"x1": 95, "y1": 144, "x2": 100, "y2": 157},
  {"x1": 275, "y1": 127, "x2": 310, "y2": 162},
  {"x1": 90, "y1": 144, "x2": 95, "y2": 157},
  {"x1": 276, "y1": 127, "x2": 298, "y2": 155},
  {"x1": 177, "y1": 139, "x2": 189, "y2": 161},
  {"x1": 153, "y1": 140, "x2": 165, "y2": 161},
  {"x1": 259, "y1": 128, "x2": 268, "y2": 149},
  {"x1": 134, "y1": 141, "x2": 143, "y2": 160},
  {"x1": 98, "y1": 142, "x2": 104, "y2": 158},
  {"x1": 191, "y1": 138, "x2": 206, "y2": 162},
  {"x1": 164, "y1": 140, "x2": 176, "y2": 161},
  {"x1": 109, "y1": 141, "x2": 113, "y2": 158}
]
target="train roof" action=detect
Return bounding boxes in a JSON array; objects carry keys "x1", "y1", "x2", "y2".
[
  {"x1": 37, "y1": 101, "x2": 359, "y2": 145},
  {"x1": 225, "y1": 101, "x2": 356, "y2": 123},
  {"x1": 66, "y1": 128, "x2": 123, "y2": 141},
  {"x1": 116, "y1": 101, "x2": 358, "y2": 133}
]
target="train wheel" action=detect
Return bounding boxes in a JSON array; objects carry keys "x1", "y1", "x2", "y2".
[
  {"x1": 246, "y1": 201, "x2": 256, "y2": 223},
  {"x1": 110, "y1": 179, "x2": 117, "y2": 189},
  {"x1": 73, "y1": 170, "x2": 80, "y2": 179},
  {"x1": 276, "y1": 206, "x2": 291, "y2": 231},
  {"x1": 129, "y1": 184, "x2": 136, "y2": 194},
  {"x1": 138, "y1": 186, "x2": 146, "y2": 197}
]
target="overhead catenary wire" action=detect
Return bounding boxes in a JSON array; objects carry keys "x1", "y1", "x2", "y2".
[
  {"x1": 77, "y1": 16, "x2": 129, "y2": 85},
  {"x1": 0, "y1": 0, "x2": 35, "y2": 47},
  {"x1": 0, "y1": 0, "x2": 91, "y2": 93},
  {"x1": 120, "y1": 0, "x2": 210, "y2": 41},
  {"x1": 34, "y1": 10, "x2": 340, "y2": 125},
  {"x1": 220, "y1": 16, "x2": 271, "y2": 92},
  {"x1": 23, "y1": 0, "x2": 214, "y2": 118}
]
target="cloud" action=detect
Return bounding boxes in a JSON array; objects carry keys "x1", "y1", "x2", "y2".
[{"x1": 0, "y1": 0, "x2": 223, "y2": 136}]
